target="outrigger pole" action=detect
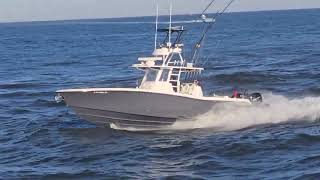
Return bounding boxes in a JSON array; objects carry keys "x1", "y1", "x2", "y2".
[
  {"x1": 191, "y1": 0, "x2": 236, "y2": 64},
  {"x1": 201, "y1": 0, "x2": 217, "y2": 15}
]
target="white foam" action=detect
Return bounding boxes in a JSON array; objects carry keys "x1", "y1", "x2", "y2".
[
  {"x1": 109, "y1": 123, "x2": 166, "y2": 132},
  {"x1": 110, "y1": 93, "x2": 320, "y2": 132},
  {"x1": 171, "y1": 93, "x2": 320, "y2": 131}
]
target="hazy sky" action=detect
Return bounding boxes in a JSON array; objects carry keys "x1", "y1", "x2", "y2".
[{"x1": 0, "y1": 0, "x2": 320, "y2": 22}]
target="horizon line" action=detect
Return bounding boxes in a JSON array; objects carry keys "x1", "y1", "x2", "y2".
[{"x1": 0, "y1": 7, "x2": 319, "y2": 24}]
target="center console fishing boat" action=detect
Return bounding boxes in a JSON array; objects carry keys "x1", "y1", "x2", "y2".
[{"x1": 56, "y1": 0, "x2": 262, "y2": 128}]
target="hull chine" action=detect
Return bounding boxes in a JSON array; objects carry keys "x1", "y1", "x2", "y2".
[{"x1": 72, "y1": 106, "x2": 176, "y2": 128}]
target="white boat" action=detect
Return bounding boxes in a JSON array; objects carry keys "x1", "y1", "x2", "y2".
[{"x1": 56, "y1": 1, "x2": 262, "y2": 128}]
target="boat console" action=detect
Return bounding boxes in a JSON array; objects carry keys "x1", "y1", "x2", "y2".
[{"x1": 133, "y1": 26, "x2": 204, "y2": 95}]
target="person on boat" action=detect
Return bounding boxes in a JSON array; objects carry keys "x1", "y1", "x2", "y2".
[{"x1": 231, "y1": 89, "x2": 241, "y2": 98}]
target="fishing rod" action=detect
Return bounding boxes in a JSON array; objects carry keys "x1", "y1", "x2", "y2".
[{"x1": 191, "y1": 0, "x2": 236, "y2": 64}]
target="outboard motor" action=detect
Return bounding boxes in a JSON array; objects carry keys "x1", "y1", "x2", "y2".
[{"x1": 249, "y1": 93, "x2": 263, "y2": 103}]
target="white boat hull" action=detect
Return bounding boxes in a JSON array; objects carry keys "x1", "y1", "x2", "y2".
[{"x1": 57, "y1": 88, "x2": 251, "y2": 128}]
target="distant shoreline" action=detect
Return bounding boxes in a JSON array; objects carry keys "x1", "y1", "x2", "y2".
[{"x1": 0, "y1": 7, "x2": 319, "y2": 24}]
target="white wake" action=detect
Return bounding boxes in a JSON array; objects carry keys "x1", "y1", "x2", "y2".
[
  {"x1": 171, "y1": 93, "x2": 320, "y2": 131},
  {"x1": 110, "y1": 93, "x2": 320, "y2": 132}
]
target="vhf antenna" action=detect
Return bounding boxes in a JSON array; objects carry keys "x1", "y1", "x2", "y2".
[
  {"x1": 154, "y1": 1, "x2": 159, "y2": 50},
  {"x1": 168, "y1": 1, "x2": 173, "y2": 47}
]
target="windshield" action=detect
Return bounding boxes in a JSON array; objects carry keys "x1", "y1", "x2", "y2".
[
  {"x1": 160, "y1": 69, "x2": 170, "y2": 81},
  {"x1": 145, "y1": 69, "x2": 159, "y2": 81}
]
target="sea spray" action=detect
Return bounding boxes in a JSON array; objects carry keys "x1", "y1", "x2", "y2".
[
  {"x1": 109, "y1": 93, "x2": 320, "y2": 132},
  {"x1": 171, "y1": 93, "x2": 320, "y2": 131}
]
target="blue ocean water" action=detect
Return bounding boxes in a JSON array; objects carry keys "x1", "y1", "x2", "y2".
[{"x1": 0, "y1": 9, "x2": 320, "y2": 179}]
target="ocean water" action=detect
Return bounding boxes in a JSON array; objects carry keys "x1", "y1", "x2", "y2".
[{"x1": 0, "y1": 9, "x2": 320, "y2": 179}]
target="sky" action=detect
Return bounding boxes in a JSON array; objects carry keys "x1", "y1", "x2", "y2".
[{"x1": 0, "y1": 0, "x2": 320, "y2": 22}]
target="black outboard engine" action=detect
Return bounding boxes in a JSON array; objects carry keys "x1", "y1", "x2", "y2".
[{"x1": 249, "y1": 93, "x2": 263, "y2": 103}]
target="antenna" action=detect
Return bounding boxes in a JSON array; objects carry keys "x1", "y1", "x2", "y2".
[
  {"x1": 154, "y1": 2, "x2": 159, "y2": 50},
  {"x1": 168, "y1": 1, "x2": 172, "y2": 46}
]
